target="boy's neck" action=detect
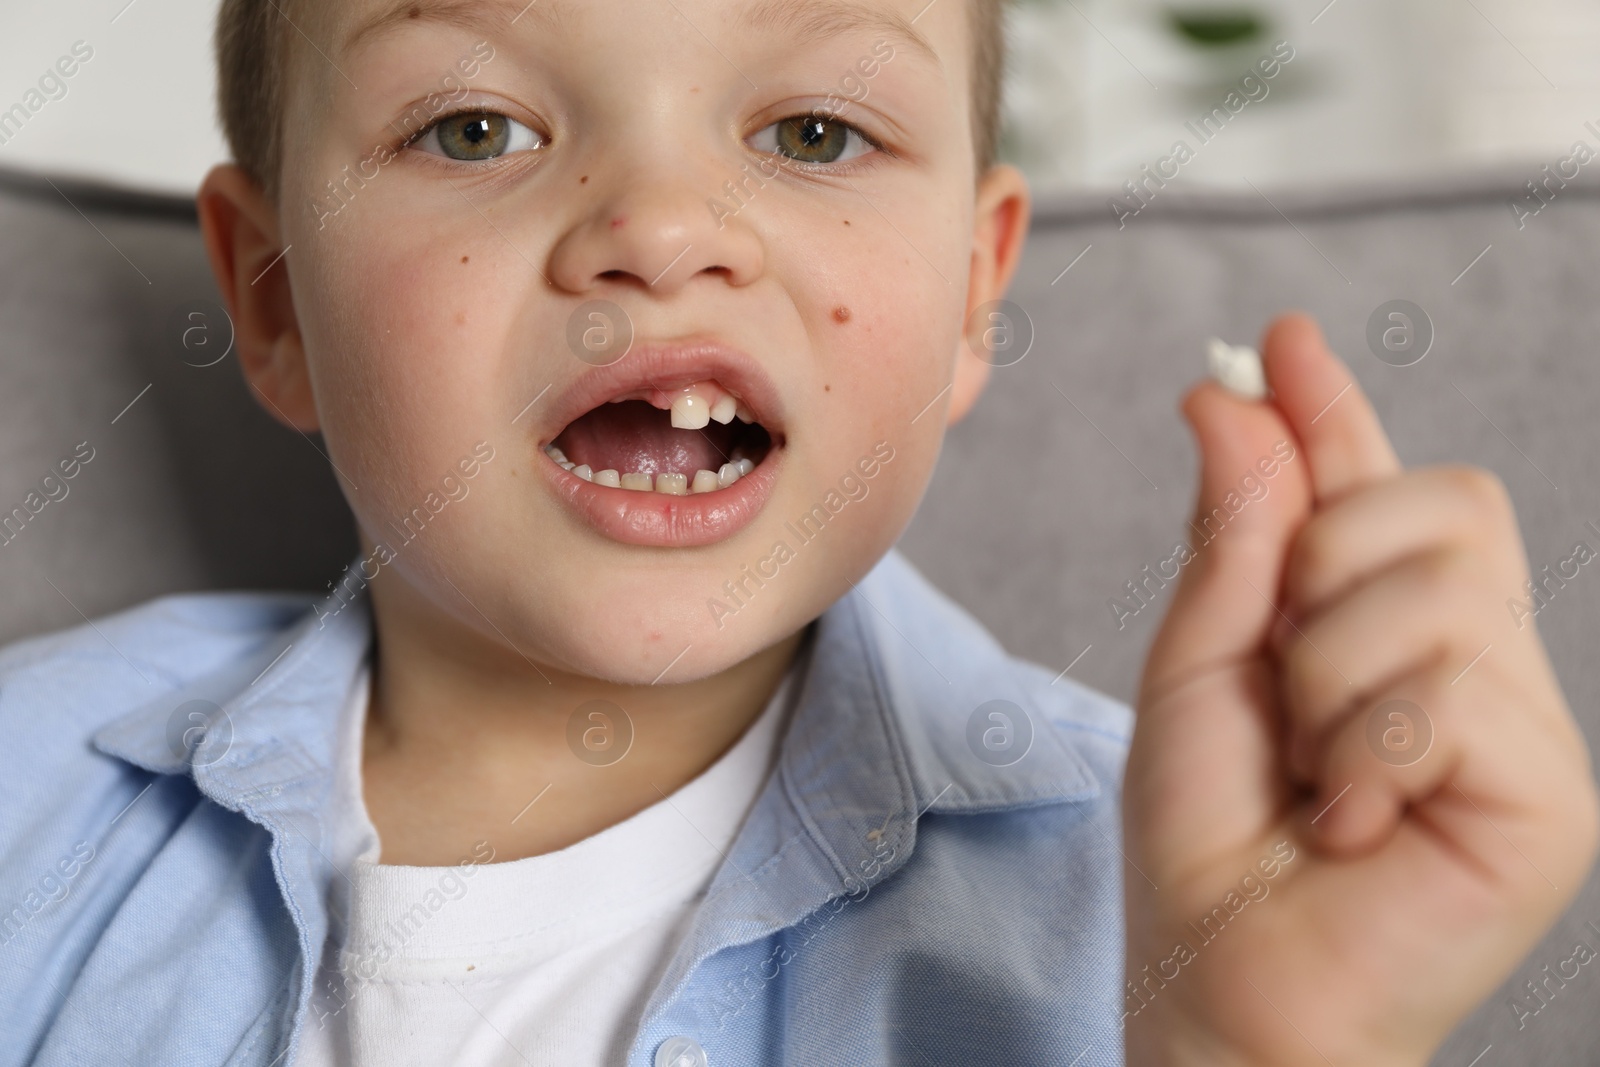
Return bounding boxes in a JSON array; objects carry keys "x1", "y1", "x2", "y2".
[{"x1": 357, "y1": 570, "x2": 806, "y2": 867}]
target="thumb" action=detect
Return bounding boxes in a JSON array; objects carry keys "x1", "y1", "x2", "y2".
[{"x1": 1140, "y1": 379, "x2": 1313, "y2": 706}]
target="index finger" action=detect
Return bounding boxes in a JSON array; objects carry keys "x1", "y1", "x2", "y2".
[{"x1": 1261, "y1": 312, "x2": 1402, "y2": 506}]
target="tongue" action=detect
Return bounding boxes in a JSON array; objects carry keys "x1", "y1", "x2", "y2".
[{"x1": 555, "y1": 400, "x2": 736, "y2": 475}]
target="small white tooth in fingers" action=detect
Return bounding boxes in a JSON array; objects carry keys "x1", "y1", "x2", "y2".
[
  {"x1": 734, "y1": 403, "x2": 754, "y2": 423},
  {"x1": 671, "y1": 393, "x2": 711, "y2": 429},
  {"x1": 1205, "y1": 337, "x2": 1266, "y2": 400},
  {"x1": 655, "y1": 472, "x2": 689, "y2": 495},
  {"x1": 735, "y1": 458, "x2": 754, "y2": 476},
  {"x1": 710, "y1": 395, "x2": 737, "y2": 424},
  {"x1": 691, "y1": 469, "x2": 719, "y2": 493},
  {"x1": 717, "y1": 462, "x2": 741, "y2": 488},
  {"x1": 620, "y1": 472, "x2": 653, "y2": 491},
  {"x1": 593, "y1": 468, "x2": 621, "y2": 487},
  {"x1": 572, "y1": 464, "x2": 593, "y2": 481}
]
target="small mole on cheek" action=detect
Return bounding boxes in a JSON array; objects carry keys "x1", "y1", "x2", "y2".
[
  {"x1": 455, "y1": 311, "x2": 467, "y2": 326},
  {"x1": 843, "y1": 219, "x2": 851, "y2": 226},
  {"x1": 460, "y1": 255, "x2": 469, "y2": 263},
  {"x1": 580, "y1": 175, "x2": 588, "y2": 184},
  {"x1": 832, "y1": 305, "x2": 851, "y2": 323},
  {"x1": 824, "y1": 383, "x2": 831, "y2": 392}
]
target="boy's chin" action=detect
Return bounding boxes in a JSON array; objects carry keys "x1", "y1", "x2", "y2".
[{"x1": 539, "y1": 622, "x2": 791, "y2": 688}]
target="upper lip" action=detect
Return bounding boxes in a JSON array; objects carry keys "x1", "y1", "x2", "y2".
[{"x1": 538, "y1": 339, "x2": 787, "y2": 445}]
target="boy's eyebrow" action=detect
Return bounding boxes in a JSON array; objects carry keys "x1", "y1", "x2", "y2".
[
  {"x1": 737, "y1": 0, "x2": 942, "y2": 72},
  {"x1": 343, "y1": 0, "x2": 942, "y2": 72},
  {"x1": 342, "y1": 0, "x2": 563, "y2": 55}
]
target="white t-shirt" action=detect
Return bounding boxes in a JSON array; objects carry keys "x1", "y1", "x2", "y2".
[{"x1": 294, "y1": 661, "x2": 798, "y2": 1067}]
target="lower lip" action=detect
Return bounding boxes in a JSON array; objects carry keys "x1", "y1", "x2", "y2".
[{"x1": 542, "y1": 448, "x2": 783, "y2": 547}]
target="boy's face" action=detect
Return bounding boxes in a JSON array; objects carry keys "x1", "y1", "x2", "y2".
[{"x1": 230, "y1": 0, "x2": 1027, "y2": 684}]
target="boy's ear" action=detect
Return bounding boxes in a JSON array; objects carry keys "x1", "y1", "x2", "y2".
[
  {"x1": 196, "y1": 164, "x2": 319, "y2": 432},
  {"x1": 948, "y1": 163, "x2": 1031, "y2": 427}
]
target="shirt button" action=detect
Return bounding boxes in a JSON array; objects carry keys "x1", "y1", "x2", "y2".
[{"x1": 654, "y1": 1036, "x2": 709, "y2": 1067}]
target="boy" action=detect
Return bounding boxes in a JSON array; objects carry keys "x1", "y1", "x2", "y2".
[{"x1": 1, "y1": 0, "x2": 1595, "y2": 1064}]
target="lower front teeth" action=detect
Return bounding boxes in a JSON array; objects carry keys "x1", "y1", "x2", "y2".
[{"x1": 545, "y1": 446, "x2": 753, "y2": 494}]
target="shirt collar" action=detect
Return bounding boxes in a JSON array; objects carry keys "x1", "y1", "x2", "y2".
[
  {"x1": 92, "y1": 582, "x2": 371, "y2": 809},
  {"x1": 90, "y1": 569, "x2": 375, "y2": 1061},
  {"x1": 762, "y1": 546, "x2": 1102, "y2": 893}
]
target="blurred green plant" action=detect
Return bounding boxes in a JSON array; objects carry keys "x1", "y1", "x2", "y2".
[
  {"x1": 1008, "y1": 1, "x2": 1267, "y2": 49},
  {"x1": 1164, "y1": 7, "x2": 1264, "y2": 46}
]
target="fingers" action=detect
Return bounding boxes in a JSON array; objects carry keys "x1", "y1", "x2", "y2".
[
  {"x1": 1279, "y1": 465, "x2": 1523, "y2": 622},
  {"x1": 1300, "y1": 658, "x2": 1574, "y2": 871},
  {"x1": 1260, "y1": 313, "x2": 1402, "y2": 507},
  {"x1": 1139, "y1": 380, "x2": 1312, "y2": 704},
  {"x1": 1300, "y1": 660, "x2": 1474, "y2": 856},
  {"x1": 1274, "y1": 547, "x2": 1497, "y2": 781}
]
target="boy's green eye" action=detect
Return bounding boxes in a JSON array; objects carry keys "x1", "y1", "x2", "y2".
[
  {"x1": 749, "y1": 115, "x2": 873, "y2": 165},
  {"x1": 413, "y1": 111, "x2": 542, "y2": 162}
]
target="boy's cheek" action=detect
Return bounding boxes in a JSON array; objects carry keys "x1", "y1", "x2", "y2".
[{"x1": 293, "y1": 250, "x2": 526, "y2": 519}]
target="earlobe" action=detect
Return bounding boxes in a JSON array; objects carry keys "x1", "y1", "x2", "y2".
[
  {"x1": 251, "y1": 333, "x2": 320, "y2": 432},
  {"x1": 196, "y1": 164, "x2": 319, "y2": 432},
  {"x1": 947, "y1": 164, "x2": 1031, "y2": 428},
  {"x1": 946, "y1": 343, "x2": 993, "y2": 426}
]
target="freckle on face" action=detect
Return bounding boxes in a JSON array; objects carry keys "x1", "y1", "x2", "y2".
[
  {"x1": 460, "y1": 255, "x2": 469, "y2": 263},
  {"x1": 580, "y1": 175, "x2": 588, "y2": 184}
]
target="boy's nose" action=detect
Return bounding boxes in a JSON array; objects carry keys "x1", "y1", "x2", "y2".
[{"x1": 547, "y1": 176, "x2": 765, "y2": 295}]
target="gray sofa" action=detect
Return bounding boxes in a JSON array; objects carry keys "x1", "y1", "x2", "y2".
[{"x1": 2, "y1": 161, "x2": 1597, "y2": 1064}]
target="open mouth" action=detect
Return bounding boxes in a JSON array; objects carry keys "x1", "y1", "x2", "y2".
[
  {"x1": 537, "y1": 355, "x2": 787, "y2": 548},
  {"x1": 544, "y1": 379, "x2": 777, "y2": 495}
]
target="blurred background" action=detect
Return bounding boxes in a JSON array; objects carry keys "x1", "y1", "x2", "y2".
[{"x1": 0, "y1": 0, "x2": 1594, "y2": 194}]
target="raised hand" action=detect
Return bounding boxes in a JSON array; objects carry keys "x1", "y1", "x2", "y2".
[{"x1": 1121, "y1": 313, "x2": 1599, "y2": 1067}]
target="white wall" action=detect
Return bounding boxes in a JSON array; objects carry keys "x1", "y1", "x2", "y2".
[
  {"x1": 0, "y1": 0, "x2": 228, "y2": 193},
  {"x1": 1006, "y1": 0, "x2": 1600, "y2": 192}
]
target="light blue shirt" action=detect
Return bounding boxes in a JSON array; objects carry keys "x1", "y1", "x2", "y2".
[{"x1": 0, "y1": 549, "x2": 1133, "y2": 1066}]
